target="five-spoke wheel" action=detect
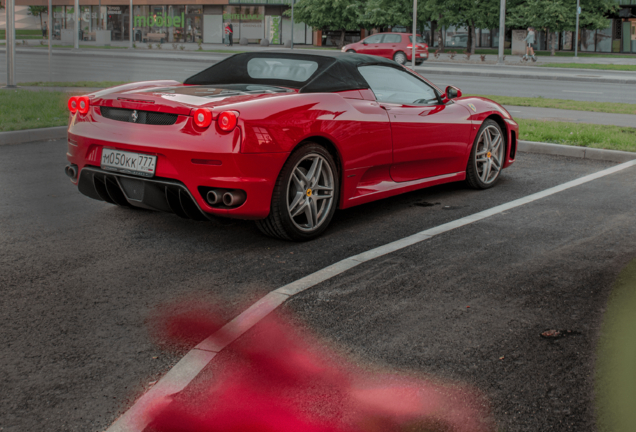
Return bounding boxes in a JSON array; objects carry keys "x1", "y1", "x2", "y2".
[
  {"x1": 466, "y1": 119, "x2": 505, "y2": 189},
  {"x1": 256, "y1": 143, "x2": 339, "y2": 241}
]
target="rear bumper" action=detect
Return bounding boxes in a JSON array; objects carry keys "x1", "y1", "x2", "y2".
[
  {"x1": 67, "y1": 119, "x2": 290, "y2": 219},
  {"x1": 406, "y1": 50, "x2": 429, "y2": 60}
]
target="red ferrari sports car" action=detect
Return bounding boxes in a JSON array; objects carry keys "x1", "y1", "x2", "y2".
[{"x1": 65, "y1": 52, "x2": 518, "y2": 241}]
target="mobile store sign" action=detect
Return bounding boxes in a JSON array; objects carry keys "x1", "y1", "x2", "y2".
[{"x1": 134, "y1": 13, "x2": 185, "y2": 27}]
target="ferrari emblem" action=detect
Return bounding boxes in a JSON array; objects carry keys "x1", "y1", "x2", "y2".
[
  {"x1": 487, "y1": 151, "x2": 492, "y2": 158},
  {"x1": 306, "y1": 188, "x2": 312, "y2": 197},
  {"x1": 131, "y1": 110, "x2": 139, "y2": 122},
  {"x1": 468, "y1": 103, "x2": 477, "y2": 113}
]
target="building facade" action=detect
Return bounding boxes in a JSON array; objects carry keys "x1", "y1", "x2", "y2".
[{"x1": 5, "y1": 0, "x2": 314, "y2": 45}]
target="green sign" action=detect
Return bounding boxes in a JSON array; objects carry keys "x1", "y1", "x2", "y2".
[
  {"x1": 223, "y1": 13, "x2": 264, "y2": 21},
  {"x1": 134, "y1": 13, "x2": 185, "y2": 28}
]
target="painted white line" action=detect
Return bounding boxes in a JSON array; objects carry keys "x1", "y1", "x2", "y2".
[
  {"x1": 562, "y1": 90, "x2": 603, "y2": 94},
  {"x1": 106, "y1": 159, "x2": 636, "y2": 432}
]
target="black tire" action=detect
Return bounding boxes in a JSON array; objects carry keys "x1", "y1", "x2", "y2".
[
  {"x1": 466, "y1": 119, "x2": 505, "y2": 190},
  {"x1": 346, "y1": 49, "x2": 356, "y2": 53},
  {"x1": 393, "y1": 51, "x2": 407, "y2": 65},
  {"x1": 256, "y1": 143, "x2": 340, "y2": 241}
]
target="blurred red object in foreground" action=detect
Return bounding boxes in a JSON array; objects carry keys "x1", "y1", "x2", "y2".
[{"x1": 144, "y1": 305, "x2": 494, "y2": 432}]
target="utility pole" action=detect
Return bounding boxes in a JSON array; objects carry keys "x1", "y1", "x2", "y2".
[
  {"x1": 5, "y1": 0, "x2": 16, "y2": 87},
  {"x1": 48, "y1": 0, "x2": 52, "y2": 82},
  {"x1": 411, "y1": 0, "x2": 417, "y2": 68},
  {"x1": 290, "y1": 0, "x2": 294, "y2": 49},
  {"x1": 74, "y1": 0, "x2": 79, "y2": 49},
  {"x1": 497, "y1": 0, "x2": 506, "y2": 64},
  {"x1": 129, "y1": 0, "x2": 133, "y2": 48},
  {"x1": 574, "y1": 0, "x2": 580, "y2": 57}
]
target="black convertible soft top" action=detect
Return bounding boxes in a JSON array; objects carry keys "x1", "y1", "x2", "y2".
[{"x1": 183, "y1": 51, "x2": 403, "y2": 93}]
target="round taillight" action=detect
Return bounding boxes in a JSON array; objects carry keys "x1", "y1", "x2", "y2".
[
  {"x1": 68, "y1": 96, "x2": 78, "y2": 114},
  {"x1": 218, "y1": 111, "x2": 238, "y2": 132},
  {"x1": 77, "y1": 96, "x2": 90, "y2": 115},
  {"x1": 193, "y1": 108, "x2": 212, "y2": 128}
]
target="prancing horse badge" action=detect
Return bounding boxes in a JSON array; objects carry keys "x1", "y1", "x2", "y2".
[{"x1": 131, "y1": 110, "x2": 139, "y2": 122}]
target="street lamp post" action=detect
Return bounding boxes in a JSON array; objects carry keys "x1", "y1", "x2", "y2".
[
  {"x1": 74, "y1": 0, "x2": 79, "y2": 49},
  {"x1": 411, "y1": 0, "x2": 417, "y2": 68},
  {"x1": 129, "y1": 0, "x2": 133, "y2": 48},
  {"x1": 5, "y1": 0, "x2": 16, "y2": 87},
  {"x1": 48, "y1": 0, "x2": 52, "y2": 81},
  {"x1": 497, "y1": 0, "x2": 506, "y2": 64},
  {"x1": 290, "y1": 0, "x2": 294, "y2": 49},
  {"x1": 574, "y1": 0, "x2": 580, "y2": 57}
]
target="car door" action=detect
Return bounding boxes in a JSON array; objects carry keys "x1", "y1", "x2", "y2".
[
  {"x1": 356, "y1": 34, "x2": 384, "y2": 56},
  {"x1": 358, "y1": 65, "x2": 473, "y2": 183},
  {"x1": 379, "y1": 33, "x2": 402, "y2": 59}
]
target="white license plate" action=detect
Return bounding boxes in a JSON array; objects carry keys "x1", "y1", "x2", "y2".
[{"x1": 101, "y1": 148, "x2": 157, "y2": 177}]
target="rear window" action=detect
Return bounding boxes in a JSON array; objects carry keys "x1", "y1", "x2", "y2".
[
  {"x1": 409, "y1": 36, "x2": 425, "y2": 43},
  {"x1": 247, "y1": 58, "x2": 319, "y2": 82}
]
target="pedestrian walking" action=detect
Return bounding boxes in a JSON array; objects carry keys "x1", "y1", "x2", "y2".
[
  {"x1": 225, "y1": 22, "x2": 234, "y2": 46},
  {"x1": 42, "y1": 21, "x2": 47, "y2": 38},
  {"x1": 228, "y1": 22, "x2": 234, "y2": 46},
  {"x1": 524, "y1": 27, "x2": 536, "y2": 62}
]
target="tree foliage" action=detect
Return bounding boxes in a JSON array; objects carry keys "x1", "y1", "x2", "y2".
[{"x1": 507, "y1": 0, "x2": 615, "y2": 31}]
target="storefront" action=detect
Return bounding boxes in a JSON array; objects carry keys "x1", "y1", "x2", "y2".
[{"x1": 51, "y1": 5, "x2": 130, "y2": 41}]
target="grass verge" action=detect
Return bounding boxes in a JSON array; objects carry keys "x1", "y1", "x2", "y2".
[
  {"x1": 0, "y1": 89, "x2": 72, "y2": 132},
  {"x1": 468, "y1": 95, "x2": 636, "y2": 115},
  {"x1": 18, "y1": 81, "x2": 128, "y2": 88},
  {"x1": 538, "y1": 63, "x2": 636, "y2": 71},
  {"x1": 517, "y1": 119, "x2": 636, "y2": 152}
]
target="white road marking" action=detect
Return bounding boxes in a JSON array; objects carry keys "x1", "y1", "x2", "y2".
[
  {"x1": 106, "y1": 159, "x2": 636, "y2": 432},
  {"x1": 562, "y1": 90, "x2": 603, "y2": 94}
]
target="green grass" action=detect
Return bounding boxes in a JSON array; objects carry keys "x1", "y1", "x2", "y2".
[
  {"x1": 0, "y1": 29, "x2": 45, "y2": 39},
  {"x1": 538, "y1": 63, "x2": 636, "y2": 71},
  {"x1": 596, "y1": 259, "x2": 636, "y2": 432},
  {"x1": 517, "y1": 119, "x2": 636, "y2": 152},
  {"x1": 0, "y1": 89, "x2": 72, "y2": 132},
  {"x1": 18, "y1": 81, "x2": 128, "y2": 88},
  {"x1": 468, "y1": 95, "x2": 636, "y2": 115}
]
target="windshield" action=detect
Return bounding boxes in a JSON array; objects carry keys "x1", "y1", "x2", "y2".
[
  {"x1": 247, "y1": 58, "x2": 320, "y2": 82},
  {"x1": 408, "y1": 36, "x2": 425, "y2": 44}
]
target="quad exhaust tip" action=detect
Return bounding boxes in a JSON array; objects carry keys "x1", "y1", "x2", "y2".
[
  {"x1": 65, "y1": 164, "x2": 78, "y2": 180},
  {"x1": 222, "y1": 190, "x2": 246, "y2": 207},
  {"x1": 206, "y1": 188, "x2": 246, "y2": 208},
  {"x1": 206, "y1": 190, "x2": 222, "y2": 205}
]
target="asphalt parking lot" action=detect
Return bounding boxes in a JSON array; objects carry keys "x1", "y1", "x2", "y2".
[{"x1": 1, "y1": 138, "x2": 635, "y2": 432}]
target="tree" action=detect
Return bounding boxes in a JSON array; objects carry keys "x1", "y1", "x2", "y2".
[
  {"x1": 426, "y1": 0, "x2": 500, "y2": 53},
  {"x1": 284, "y1": 0, "x2": 365, "y2": 47},
  {"x1": 507, "y1": 0, "x2": 616, "y2": 55},
  {"x1": 28, "y1": 5, "x2": 48, "y2": 35}
]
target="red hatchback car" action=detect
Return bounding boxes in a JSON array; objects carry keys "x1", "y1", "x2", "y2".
[
  {"x1": 341, "y1": 32, "x2": 429, "y2": 65},
  {"x1": 65, "y1": 52, "x2": 517, "y2": 241}
]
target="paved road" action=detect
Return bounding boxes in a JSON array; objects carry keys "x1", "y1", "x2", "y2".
[
  {"x1": 1, "y1": 51, "x2": 635, "y2": 104},
  {"x1": 1, "y1": 137, "x2": 635, "y2": 431}
]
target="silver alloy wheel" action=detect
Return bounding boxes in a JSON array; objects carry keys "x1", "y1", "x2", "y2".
[
  {"x1": 286, "y1": 153, "x2": 335, "y2": 232},
  {"x1": 474, "y1": 125, "x2": 504, "y2": 184},
  {"x1": 394, "y1": 51, "x2": 406, "y2": 65}
]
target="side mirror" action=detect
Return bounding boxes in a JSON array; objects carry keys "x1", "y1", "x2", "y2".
[
  {"x1": 362, "y1": 40, "x2": 368, "y2": 45},
  {"x1": 445, "y1": 85, "x2": 462, "y2": 100}
]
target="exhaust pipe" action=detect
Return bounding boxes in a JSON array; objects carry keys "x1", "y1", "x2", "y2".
[
  {"x1": 206, "y1": 190, "x2": 223, "y2": 205},
  {"x1": 222, "y1": 190, "x2": 246, "y2": 207},
  {"x1": 65, "y1": 164, "x2": 78, "y2": 180}
]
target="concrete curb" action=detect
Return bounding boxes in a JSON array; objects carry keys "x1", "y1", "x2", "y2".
[
  {"x1": 518, "y1": 140, "x2": 636, "y2": 163},
  {"x1": 0, "y1": 126, "x2": 66, "y2": 146}
]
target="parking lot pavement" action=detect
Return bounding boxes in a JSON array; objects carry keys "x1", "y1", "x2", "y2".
[{"x1": 0, "y1": 137, "x2": 631, "y2": 431}]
